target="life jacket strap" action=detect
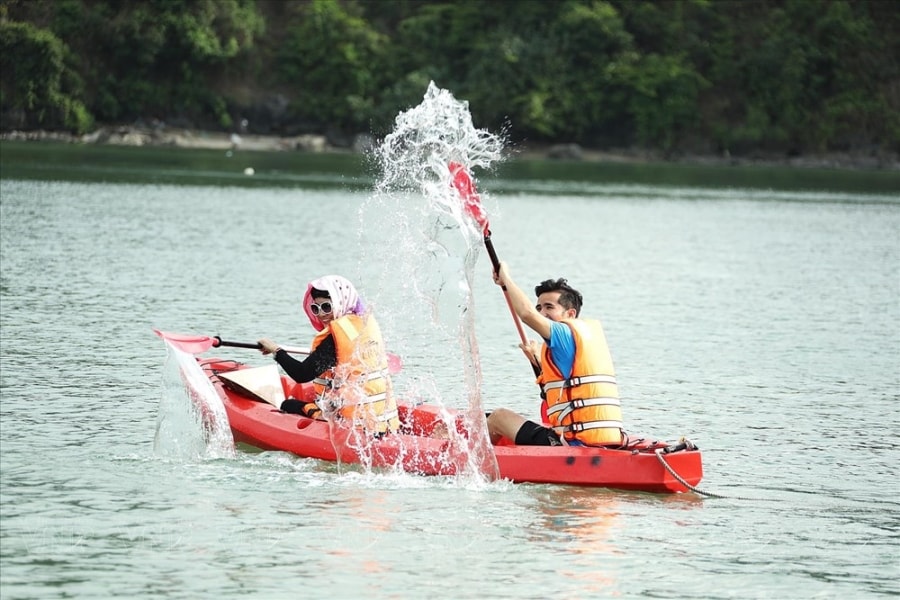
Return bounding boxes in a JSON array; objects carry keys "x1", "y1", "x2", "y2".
[
  {"x1": 376, "y1": 408, "x2": 399, "y2": 423},
  {"x1": 353, "y1": 392, "x2": 388, "y2": 406},
  {"x1": 547, "y1": 396, "x2": 620, "y2": 423},
  {"x1": 564, "y1": 420, "x2": 624, "y2": 433},
  {"x1": 314, "y1": 369, "x2": 387, "y2": 390},
  {"x1": 541, "y1": 374, "x2": 617, "y2": 392}
]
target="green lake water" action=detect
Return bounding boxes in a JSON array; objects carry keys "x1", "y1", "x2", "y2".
[{"x1": 1, "y1": 141, "x2": 898, "y2": 599}]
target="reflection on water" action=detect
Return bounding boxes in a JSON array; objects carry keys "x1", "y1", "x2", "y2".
[
  {"x1": 526, "y1": 486, "x2": 708, "y2": 595},
  {"x1": 310, "y1": 487, "x2": 395, "y2": 574},
  {"x1": 533, "y1": 486, "x2": 622, "y2": 548},
  {"x1": 531, "y1": 485, "x2": 704, "y2": 548}
]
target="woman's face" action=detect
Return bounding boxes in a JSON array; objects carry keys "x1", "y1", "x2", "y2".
[{"x1": 310, "y1": 295, "x2": 334, "y2": 326}]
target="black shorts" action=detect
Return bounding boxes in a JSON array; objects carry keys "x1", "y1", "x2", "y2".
[{"x1": 515, "y1": 420, "x2": 563, "y2": 446}]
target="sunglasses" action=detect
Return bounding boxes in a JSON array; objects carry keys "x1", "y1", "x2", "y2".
[{"x1": 310, "y1": 301, "x2": 333, "y2": 316}]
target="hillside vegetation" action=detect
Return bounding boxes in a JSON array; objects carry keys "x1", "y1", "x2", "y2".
[{"x1": 1, "y1": 0, "x2": 897, "y2": 161}]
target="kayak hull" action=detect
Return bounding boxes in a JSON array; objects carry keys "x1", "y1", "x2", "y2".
[{"x1": 195, "y1": 358, "x2": 703, "y2": 493}]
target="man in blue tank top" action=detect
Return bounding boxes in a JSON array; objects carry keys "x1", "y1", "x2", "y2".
[{"x1": 486, "y1": 261, "x2": 582, "y2": 446}]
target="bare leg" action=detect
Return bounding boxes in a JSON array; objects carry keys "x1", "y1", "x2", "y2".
[{"x1": 486, "y1": 408, "x2": 527, "y2": 444}]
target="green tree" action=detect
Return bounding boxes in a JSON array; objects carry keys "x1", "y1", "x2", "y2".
[
  {"x1": 275, "y1": 0, "x2": 387, "y2": 133},
  {"x1": 617, "y1": 52, "x2": 708, "y2": 152},
  {"x1": 0, "y1": 20, "x2": 92, "y2": 133},
  {"x1": 698, "y1": 0, "x2": 898, "y2": 155},
  {"x1": 2, "y1": 0, "x2": 897, "y2": 158},
  {"x1": 543, "y1": 0, "x2": 636, "y2": 144},
  {"x1": 6, "y1": 0, "x2": 263, "y2": 127}
]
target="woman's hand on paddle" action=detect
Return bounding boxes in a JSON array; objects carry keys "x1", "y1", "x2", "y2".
[{"x1": 258, "y1": 338, "x2": 280, "y2": 355}]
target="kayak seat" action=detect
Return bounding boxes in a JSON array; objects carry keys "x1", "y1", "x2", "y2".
[
  {"x1": 397, "y1": 404, "x2": 468, "y2": 437},
  {"x1": 285, "y1": 381, "x2": 317, "y2": 402}
]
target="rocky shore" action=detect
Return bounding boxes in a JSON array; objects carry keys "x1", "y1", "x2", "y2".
[
  {"x1": 1, "y1": 126, "x2": 337, "y2": 153},
  {"x1": 2, "y1": 125, "x2": 897, "y2": 171}
]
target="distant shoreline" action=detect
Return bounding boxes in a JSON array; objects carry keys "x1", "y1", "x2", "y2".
[{"x1": 2, "y1": 126, "x2": 897, "y2": 172}]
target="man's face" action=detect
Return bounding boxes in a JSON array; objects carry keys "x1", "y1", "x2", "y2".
[{"x1": 536, "y1": 291, "x2": 572, "y2": 322}]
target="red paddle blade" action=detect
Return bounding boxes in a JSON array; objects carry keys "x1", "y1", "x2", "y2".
[
  {"x1": 449, "y1": 162, "x2": 489, "y2": 234},
  {"x1": 152, "y1": 329, "x2": 217, "y2": 354}
]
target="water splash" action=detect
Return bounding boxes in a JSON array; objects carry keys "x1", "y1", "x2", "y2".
[
  {"x1": 360, "y1": 82, "x2": 506, "y2": 481},
  {"x1": 154, "y1": 343, "x2": 235, "y2": 459},
  {"x1": 375, "y1": 81, "x2": 505, "y2": 235}
]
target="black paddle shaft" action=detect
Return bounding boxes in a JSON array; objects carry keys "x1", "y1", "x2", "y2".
[
  {"x1": 484, "y1": 233, "x2": 541, "y2": 378},
  {"x1": 213, "y1": 337, "x2": 262, "y2": 350},
  {"x1": 484, "y1": 232, "x2": 503, "y2": 283}
]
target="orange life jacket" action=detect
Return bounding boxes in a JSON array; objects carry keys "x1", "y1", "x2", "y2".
[
  {"x1": 537, "y1": 318, "x2": 624, "y2": 446},
  {"x1": 311, "y1": 313, "x2": 400, "y2": 434}
]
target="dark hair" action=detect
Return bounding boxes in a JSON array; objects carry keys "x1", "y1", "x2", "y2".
[
  {"x1": 310, "y1": 287, "x2": 331, "y2": 299},
  {"x1": 535, "y1": 278, "x2": 583, "y2": 316}
]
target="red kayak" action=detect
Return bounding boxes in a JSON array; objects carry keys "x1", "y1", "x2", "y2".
[{"x1": 194, "y1": 357, "x2": 703, "y2": 493}]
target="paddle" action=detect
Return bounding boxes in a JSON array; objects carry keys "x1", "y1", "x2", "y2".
[
  {"x1": 152, "y1": 329, "x2": 403, "y2": 374},
  {"x1": 449, "y1": 163, "x2": 541, "y2": 378}
]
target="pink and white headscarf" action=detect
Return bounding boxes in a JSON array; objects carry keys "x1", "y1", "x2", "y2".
[{"x1": 303, "y1": 275, "x2": 366, "y2": 331}]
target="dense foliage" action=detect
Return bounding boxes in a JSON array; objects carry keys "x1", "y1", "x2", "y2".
[{"x1": 1, "y1": 0, "x2": 897, "y2": 158}]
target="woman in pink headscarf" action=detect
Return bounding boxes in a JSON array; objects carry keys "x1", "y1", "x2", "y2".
[{"x1": 258, "y1": 275, "x2": 400, "y2": 435}]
